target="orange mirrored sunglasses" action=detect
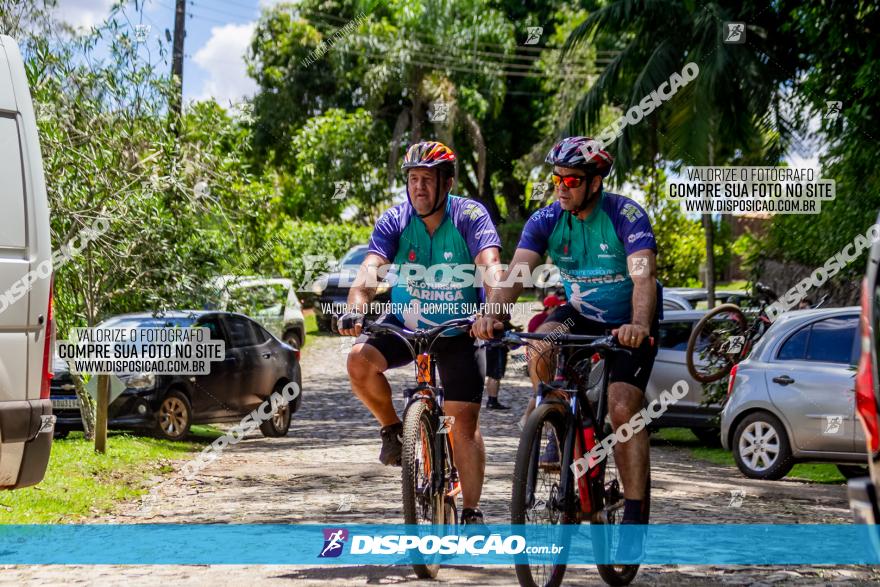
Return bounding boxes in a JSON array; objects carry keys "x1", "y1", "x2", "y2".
[{"x1": 550, "y1": 173, "x2": 587, "y2": 188}]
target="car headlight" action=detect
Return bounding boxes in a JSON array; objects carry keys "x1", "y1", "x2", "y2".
[
  {"x1": 311, "y1": 279, "x2": 327, "y2": 295},
  {"x1": 123, "y1": 373, "x2": 156, "y2": 390}
]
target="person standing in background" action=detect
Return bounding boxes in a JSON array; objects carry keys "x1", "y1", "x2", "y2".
[
  {"x1": 484, "y1": 319, "x2": 518, "y2": 410},
  {"x1": 528, "y1": 294, "x2": 565, "y2": 332}
]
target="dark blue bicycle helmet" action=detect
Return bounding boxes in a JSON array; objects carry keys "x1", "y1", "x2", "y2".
[{"x1": 545, "y1": 136, "x2": 613, "y2": 177}]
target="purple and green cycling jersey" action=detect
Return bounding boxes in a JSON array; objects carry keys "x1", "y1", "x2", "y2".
[
  {"x1": 368, "y1": 195, "x2": 501, "y2": 329},
  {"x1": 518, "y1": 191, "x2": 657, "y2": 324}
]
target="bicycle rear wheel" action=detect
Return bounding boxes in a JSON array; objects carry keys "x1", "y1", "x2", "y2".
[
  {"x1": 686, "y1": 304, "x2": 748, "y2": 383},
  {"x1": 511, "y1": 402, "x2": 572, "y2": 587},
  {"x1": 401, "y1": 399, "x2": 447, "y2": 578},
  {"x1": 592, "y1": 448, "x2": 650, "y2": 586}
]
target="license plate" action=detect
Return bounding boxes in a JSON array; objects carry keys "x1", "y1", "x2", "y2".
[{"x1": 52, "y1": 398, "x2": 79, "y2": 410}]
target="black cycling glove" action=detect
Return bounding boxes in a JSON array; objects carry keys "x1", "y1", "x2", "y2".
[{"x1": 335, "y1": 311, "x2": 364, "y2": 334}]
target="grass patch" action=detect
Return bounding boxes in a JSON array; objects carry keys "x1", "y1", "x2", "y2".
[
  {"x1": 304, "y1": 309, "x2": 319, "y2": 336},
  {"x1": 652, "y1": 427, "x2": 846, "y2": 484},
  {"x1": 717, "y1": 280, "x2": 750, "y2": 291},
  {"x1": 303, "y1": 309, "x2": 335, "y2": 338},
  {"x1": 0, "y1": 428, "x2": 219, "y2": 523},
  {"x1": 519, "y1": 290, "x2": 541, "y2": 303}
]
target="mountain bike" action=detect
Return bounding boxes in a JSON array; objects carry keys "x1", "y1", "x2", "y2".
[
  {"x1": 685, "y1": 282, "x2": 778, "y2": 383},
  {"x1": 492, "y1": 330, "x2": 652, "y2": 587},
  {"x1": 361, "y1": 316, "x2": 475, "y2": 579}
]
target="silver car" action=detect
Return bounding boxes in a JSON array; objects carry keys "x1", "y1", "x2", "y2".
[
  {"x1": 216, "y1": 277, "x2": 307, "y2": 349},
  {"x1": 721, "y1": 307, "x2": 866, "y2": 479},
  {"x1": 647, "y1": 310, "x2": 721, "y2": 443},
  {"x1": 663, "y1": 287, "x2": 749, "y2": 312}
]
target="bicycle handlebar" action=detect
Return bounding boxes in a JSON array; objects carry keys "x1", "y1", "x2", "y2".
[{"x1": 488, "y1": 331, "x2": 654, "y2": 355}]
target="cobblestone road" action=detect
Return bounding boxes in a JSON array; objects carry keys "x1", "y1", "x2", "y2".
[{"x1": 6, "y1": 304, "x2": 879, "y2": 585}]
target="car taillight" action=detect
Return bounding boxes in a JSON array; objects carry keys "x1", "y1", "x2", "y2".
[
  {"x1": 40, "y1": 277, "x2": 55, "y2": 400},
  {"x1": 727, "y1": 363, "x2": 739, "y2": 398},
  {"x1": 856, "y1": 278, "x2": 879, "y2": 453}
]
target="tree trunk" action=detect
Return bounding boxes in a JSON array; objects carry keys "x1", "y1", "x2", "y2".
[
  {"x1": 410, "y1": 71, "x2": 425, "y2": 144},
  {"x1": 702, "y1": 214, "x2": 716, "y2": 306},
  {"x1": 704, "y1": 134, "x2": 717, "y2": 307},
  {"x1": 649, "y1": 120, "x2": 660, "y2": 211},
  {"x1": 387, "y1": 109, "x2": 411, "y2": 191},
  {"x1": 501, "y1": 176, "x2": 525, "y2": 221},
  {"x1": 74, "y1": 373, "x2": 97, "y2": 440},
  {"x1": 478, "y1": 163, "x2": 501, "y2": 222},
  {"x1": 75, "y1": 296, "x2": 98, "y2": 440}
]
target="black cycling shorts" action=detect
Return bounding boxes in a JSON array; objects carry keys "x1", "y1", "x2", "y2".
[
  {"x1": 356, "y1": 314, "x2": 484, "y2": 404},
  {"x1": 543, "y1": 304, "x2": 659, "y2": 393}
]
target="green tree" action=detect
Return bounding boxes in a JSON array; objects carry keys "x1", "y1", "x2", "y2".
[
  {"x1": 761, "y1": 2, "x2": 880, "y2": 283},
  {"x1": 282, "y1": 108, "x2": 390, "y2": 222},
  {"x1": 562, "y1": 1, "x2": 804, "y2": 304},
  {"x1": 248, "y1": 0, "x2": 526, "y2": 220},
  {"x1": 22, "y1": 5, "x2": 274, "y2": 433}
]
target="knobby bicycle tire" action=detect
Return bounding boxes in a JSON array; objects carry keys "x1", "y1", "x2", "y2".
[
  {"x1": 511, "y1": 402, "x2": 571, "y2": 587},
  {"x1": 593, "y1": 471, "x2": 651, "y2": 585},
  {"x1": 686, "y1": 303, "x2": 748, "y2": 383},
  {"x1": 401, "y1": 399, "x2": 445, "y2": 579}
]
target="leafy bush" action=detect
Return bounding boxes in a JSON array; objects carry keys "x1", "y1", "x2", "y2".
[
  {"x1": 282, "y1": 108, "x2": 391, "y2": 222},
  {"x1": 262, "y1": 220, "x2": 371, "y2": 304},
  {"x1": 23, "y1": 8, "x2": 272, "y2": 332}
]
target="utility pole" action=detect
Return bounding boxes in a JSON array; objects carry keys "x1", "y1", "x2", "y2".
[{"x1": 170, "y1": 0, "x2": 186, "y2": 127}]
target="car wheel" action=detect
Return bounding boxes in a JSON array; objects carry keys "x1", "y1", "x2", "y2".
[
  {"x1": 259, "y1": 383, "x2": 293, "y2": 438},
  {"x1": 155, "y1": 390, "x2": 192, "y2": 441},
  {"x1": 691, "y1": 427, "x2": 722, "y2": 447},
  {"x1": 837, "y1": 464, "x2": 869, "y2": 479},
  {"x1": 290, "y1": 373, "x2": 303, "y2": 414},
  {"x1": 732, "y1": 412, "x2": 794, "y2": 480},
  {"x1": 283, "y1": 330, "x2": 303, "y2": 349}
]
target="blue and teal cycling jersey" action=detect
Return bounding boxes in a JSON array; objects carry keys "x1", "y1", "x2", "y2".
[
  {"x1": 518, "y1": 191, "x2": 658, "y2": 324},
  {"x1": 368, "y1": 195, "x2": 501, "y2": 329}
]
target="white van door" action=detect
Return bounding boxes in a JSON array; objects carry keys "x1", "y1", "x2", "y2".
[
  {"x1": 0, "y1": 34, "x2": 55, "y2": 489},
  {"x1": 0, "y1": 52, "x2": 33, "y2": 406}
]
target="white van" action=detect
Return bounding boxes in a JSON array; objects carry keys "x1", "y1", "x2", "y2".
[{"x1": 0, "y1": 35, "x2": 55, "y2": 489}]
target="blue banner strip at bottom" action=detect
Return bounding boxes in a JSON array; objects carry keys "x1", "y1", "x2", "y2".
[{"x1": 0, "y1": 524, "x2": 877, "y2": 565}]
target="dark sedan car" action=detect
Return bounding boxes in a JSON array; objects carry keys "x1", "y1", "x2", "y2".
[
  {"x1": 51, "y1": 311, "x2": 302, "y2": 440},
  {"x1": 313, "y1": 245, "x2": 390, "y2": 331}
]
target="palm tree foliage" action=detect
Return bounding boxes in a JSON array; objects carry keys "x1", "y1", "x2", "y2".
[
  {"x1": 562, "y1": 0, "x2": 804, "y2": 174},
  {"x1": 560, "y1": 1, "x2": 805, "y2": 300}
]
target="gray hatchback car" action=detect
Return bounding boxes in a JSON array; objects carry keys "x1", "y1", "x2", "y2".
[
  {"x1": 721, "y1": 307, "x2": 866, "y2": 479},
  {"x1": 647, "y1": 310, "x2": 720, "y2": 443}
]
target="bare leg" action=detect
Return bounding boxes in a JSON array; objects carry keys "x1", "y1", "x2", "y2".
[
  {"x1": 444, "y1": 401, "x2": 485, "y2": 510},
  {"x1": 486, "y1": 377, "x2": 500, "y2": 399},
  {"x1": 346, "y1": 343, "x2": 398, "y2": 427},
  {"x1": 608, "y1": 381, "x2": 649, "y2": 499},
  {"x1": 524, "y1": 320, "x2": 569, "y2": 419}
]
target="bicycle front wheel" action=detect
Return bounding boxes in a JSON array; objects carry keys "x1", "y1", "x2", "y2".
[
  {"x1": 592, "y1": 451, "x2": 650, "y2": 586},
  {"x1": 686, "y1": 303, "x2": 748, "y2": 383},
  {"x1": 401, "y1": 399, "x2": 446, "y2": 578},
  {"x1": 511, "y1": 402, "x2": 572, "y2": 587}
]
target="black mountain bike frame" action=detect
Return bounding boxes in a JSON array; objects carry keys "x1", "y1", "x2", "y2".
[{"x1": 500, "y1": 331, "x2": 637, "y2": 521}]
